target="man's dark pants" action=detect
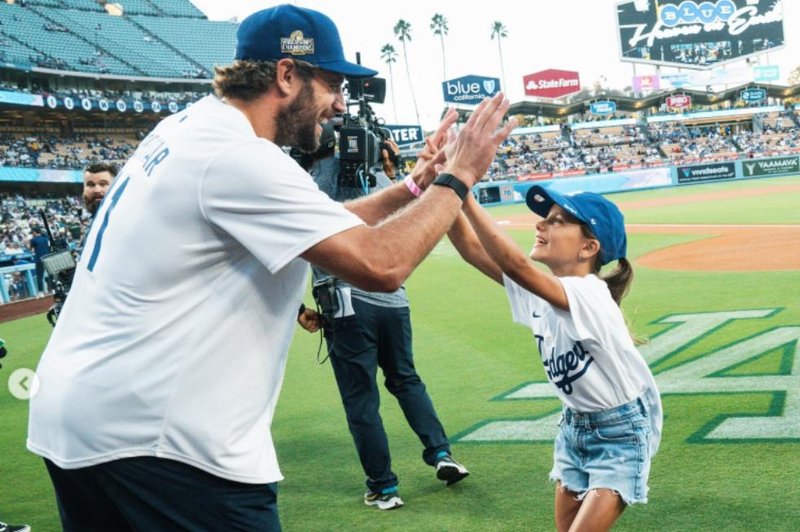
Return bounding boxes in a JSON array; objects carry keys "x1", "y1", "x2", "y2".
[
  {"x1": 324, "y1": 298, "x2": 450, "y2": 493},
  {"x1": 45, "y1": 457, "x2": 280, "y2": 531}
]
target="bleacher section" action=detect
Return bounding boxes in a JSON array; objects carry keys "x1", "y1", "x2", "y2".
[
  {"x1": 0, "y1": 31, "x2": 36, "y2": 68},
  {"x1": 25, "y1": 0, "x2": 105, "y2": 11},
  {"x1": 488, "y1": 123, "x2": 667, "y2": 179},
  {"x1": 148, "y1": 0, "x2": 205, "y2": 19},
  {"x1": 0, "y1": 3, "x2": 136, "y2": 75},
  {"x1": 112, "y1": 0, "x2": 160, "y2": 16},
  {"x1": 53, "y1": 8, "x2": 202, "y2": 78},
  {"x1": 0, "y1": 0, "x2": 225, "y2": 78},
  {"x1": 132, "y1": 15, "x2": 237, "y2": 74}
]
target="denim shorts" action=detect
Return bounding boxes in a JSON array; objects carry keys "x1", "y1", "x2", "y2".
[{"x1": 549, "y1": 395, "x2": 654, "y2": 505}]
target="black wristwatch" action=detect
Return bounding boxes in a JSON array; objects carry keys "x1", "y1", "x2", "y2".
[{"x1": 432, "y1": 173, "x2": 470, "y2": 201}]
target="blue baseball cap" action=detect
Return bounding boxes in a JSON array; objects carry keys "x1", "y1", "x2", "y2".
[
  {"x1": 234, "y1": 4, "x2": 378, "y2": 78},
  {"x1": 525, "y1": 185, "x2": 627, "y2": 265}
]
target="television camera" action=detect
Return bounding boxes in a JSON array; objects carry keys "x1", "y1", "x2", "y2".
[
  {"x1": 38, "y1": 210, "x2": 77, "y2": 327},
  {"x1": 337, "y1": 74, "x2": 397, "y2": 189}
]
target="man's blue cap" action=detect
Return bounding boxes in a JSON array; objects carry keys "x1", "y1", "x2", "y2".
[
  {"x1": 234, "y1": 4, "x2": 378, "y2": 78},
  {"x1": 525, "y1": 185, "x2": 627, "y2": 265}
]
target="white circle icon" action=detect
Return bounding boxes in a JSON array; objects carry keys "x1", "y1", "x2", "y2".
[{"x1": 8, "y1": 368, "x2": 40, "y2": 400}]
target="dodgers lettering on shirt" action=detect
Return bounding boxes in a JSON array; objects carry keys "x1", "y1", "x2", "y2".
[
  {"x1": 537, "y1": 336, "x2": 594, "y2": 395},
  {"x1": 504, "y1": 274, "x2": 653, "y2": 412},
  {"x1": 503, "y1": 273, "x2": 663, "y2": 456}
]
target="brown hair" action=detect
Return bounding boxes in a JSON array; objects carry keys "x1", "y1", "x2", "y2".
[
  {"x1": 213, "y1": 59, "x2": 316, "y2": 102},
  {"x1": 580, "y1": 224, "x2": 634, "y2": 306},
  {"x1": 84, "y1": 162, "x2": 118, "y2": 176},
  {"x1": 581, "y1": 224, "x2": 645, "y2": 344}
]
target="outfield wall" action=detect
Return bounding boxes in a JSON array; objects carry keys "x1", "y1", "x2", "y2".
[{"x1": 474, "y1": 154, "x2": 800, "y2": 205}]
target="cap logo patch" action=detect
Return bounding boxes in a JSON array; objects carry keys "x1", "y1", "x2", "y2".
[
  {"x1": 534, "y1": 194, "x2": 545, "y2": 202},
  {"x1": 590, "y1": 218, "x2": 597, "y2": 225},
  {"x1": 281, "y1": 30, "x2": 314, "y2": 56}
]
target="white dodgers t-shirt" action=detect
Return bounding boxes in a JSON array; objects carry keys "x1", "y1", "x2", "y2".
[
  {"x1": 28, "y1": 95, "x2": 364, "y2": 483},
  {"x1": 504, "y1": 274, "x2": 662, "y2": 452}
]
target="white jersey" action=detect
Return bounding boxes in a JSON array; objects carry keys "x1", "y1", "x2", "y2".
[
  {"x1": 504, "y1": 274, "x2": 662, "y2": 454},
  {"x1": 28, "y1": 95, "x2": 364, "y2": 483}
]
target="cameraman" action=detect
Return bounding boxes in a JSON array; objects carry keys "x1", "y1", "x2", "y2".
[
  {"x1": 29, "y1": 226, "x2": 50, "y2": 297},
  {"x1": 299, "y1": 124, "x2": 468, "y2": 510}
]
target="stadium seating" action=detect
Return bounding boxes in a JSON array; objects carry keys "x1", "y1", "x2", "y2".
[
  {"x1": 26, "y1": 0, "x2": 105, "y2": 12},
  {"x1": 147, "y1": 0, "x2": 206, "y2": 19},
  {"x1": 0, "y1": 3, "x2": 135, "y2": 75},
  {"x1": 0, "y1": 1, "x2": 222, "y2": 78},
  {"x1": 112, "y1": 0, "x2": 159, "y2": 17},
  {"x1": 51, "y1": 8, "x2": 202, "y2": 78},
  {"x1": 132, "y1": 15, "x2": 237, "y2": 74}
]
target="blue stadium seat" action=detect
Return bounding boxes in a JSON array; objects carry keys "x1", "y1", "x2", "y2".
[
  {"x1": 147, "y1": 0, "x2": 206, "y2": 19},
  {"x1": 132, "y1": 15, "x2": 237, "y2": 73}
]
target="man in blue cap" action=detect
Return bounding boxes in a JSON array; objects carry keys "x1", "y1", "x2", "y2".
[{"x1": 28, "y1": 4, "x2": 516, "y2": 530}]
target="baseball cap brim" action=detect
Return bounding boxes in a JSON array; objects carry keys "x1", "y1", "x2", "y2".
[
  {"x1": 317, "y1": 60, "x2": 377, "y2": 78},
  {"x1": 525, "y1": 185, "x2": 588, "y2": 224}
]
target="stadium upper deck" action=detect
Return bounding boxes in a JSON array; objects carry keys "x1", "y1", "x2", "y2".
[{"x1": 0, "y1": 0, "x2": 234, "y2": 79}]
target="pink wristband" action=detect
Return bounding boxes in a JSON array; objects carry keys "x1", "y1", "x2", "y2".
[{"x1": 404, "y1": 175, "x2": 423, "y2": 197}]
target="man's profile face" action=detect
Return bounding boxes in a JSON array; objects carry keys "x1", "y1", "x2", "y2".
[
  {"x1": 275, "y1": 78, "x2": 320, "y2": 153},
  {"x1": 83, "y1": 170, "x2": 113, "y2": 215},
  {"x1": 275, "y1": 67, "x2": 346, "y2": 153}
]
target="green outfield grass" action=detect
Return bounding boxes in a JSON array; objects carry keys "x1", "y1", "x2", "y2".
[{"x1": 1, "y1": 175, "x2": 799, "y2": 531}]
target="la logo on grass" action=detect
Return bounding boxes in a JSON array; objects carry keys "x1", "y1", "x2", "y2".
[{"x1": 456, "y1": 309, "x2": 799, "y2": 443}]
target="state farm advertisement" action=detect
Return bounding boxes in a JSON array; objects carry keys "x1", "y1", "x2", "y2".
[{"x1": 523, "y1": 69, "x2": 581, "y2": 98}]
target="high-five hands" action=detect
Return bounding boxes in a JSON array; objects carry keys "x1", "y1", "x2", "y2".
[
  {"x1": 408, "y1": 94, "x2": 517, "y2": 193},
  {"x1": 442, "y1": 92, "x2": 517, "y2": 188}
]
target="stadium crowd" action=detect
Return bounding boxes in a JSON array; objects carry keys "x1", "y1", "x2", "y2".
[
  {"x1": 0, "y1": 132, "x2": 139, "y2": 170},
  {"x1": 486, "y1": 111, "x2": 798, "y2": 178},
  {"x1": 0, "y1": 192, "x2": 84, "y2": 300}
]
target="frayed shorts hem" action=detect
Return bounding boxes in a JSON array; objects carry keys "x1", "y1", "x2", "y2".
[{"x1": 549, "y1": 474, "x2": 649, "y2": 506}]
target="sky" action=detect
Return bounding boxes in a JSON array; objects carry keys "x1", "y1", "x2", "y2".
[{"x1": 190, "y1": 0, "x2": 799, "y2": 131}]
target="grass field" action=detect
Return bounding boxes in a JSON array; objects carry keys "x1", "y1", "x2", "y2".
[{"x1": 1, "y1": 176, "x2": 799, "y2": 531}]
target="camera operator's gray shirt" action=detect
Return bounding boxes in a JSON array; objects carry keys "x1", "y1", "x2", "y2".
[{"x1": 309, "y1": 155, "x2": 408, "y2": 308}]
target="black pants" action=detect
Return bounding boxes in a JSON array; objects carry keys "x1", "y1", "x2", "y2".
[
  {"x1": 45, "y1": 457, "x2": 280, "y2": 531},
  {"x1": 325, "y1": 299, "x2": 450, "y2": 493},
  {"x1": 35, "y1": 260, "x2": 45, "y2": 292}
]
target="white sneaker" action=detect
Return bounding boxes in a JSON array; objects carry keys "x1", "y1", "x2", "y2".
[{"x1": 364, "y1": 488, "x2": 404, "y2": 510}]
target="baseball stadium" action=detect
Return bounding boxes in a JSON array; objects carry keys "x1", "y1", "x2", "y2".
[{"x1": 1, "y1": 0, "x2": 799, "y2": 530}]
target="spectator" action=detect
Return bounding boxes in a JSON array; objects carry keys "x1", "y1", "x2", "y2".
[{"x1": 29, "y1": 226, "x2": 50, "y2": 296}]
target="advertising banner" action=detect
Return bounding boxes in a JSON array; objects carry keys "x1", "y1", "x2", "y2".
[
  {"x1": 666, "y1": 94, "x2": 692, "y2": 111},
  {"x1": 740, "y1": 87, "x2": 766, "y2": 103},
  {"x1": 742, "y1": 156, "x2": 799, "y2": 177},
  {"x1": 523, "y1": 69, "x2": 581, "y2": 99},
  {"x1": 384, "y1": 125, "x2": 424, "y2": 147},
  {"x1": 590, "y1": 101, "x2": 617, "y2": 115},
  {"x1": 677, "y1": 162, "x2": 736, "y2": 183},
  {"x1": 616, "y1": 0, "x2": 785, "y2": 70},
  {"x1": 632, "y1": 74, "x2": 661, "y2": 93},
  {"x1": 442, "y1": 75, "x2": 500, "y2": 105},
  {"x1": 753, "y1": 65, "x2": 780, "y2": 82},
  {"x1": 0, "y1": 90, "x2": 44, "y2": 107}
]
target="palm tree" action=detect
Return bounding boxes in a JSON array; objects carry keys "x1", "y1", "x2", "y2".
[
  {"x1": 380, "y1": 43, "x2": 399, "y2": 123},
  {"x1": 430, "y1": 13, "x2": 449, "y2": 80},
  {"x1": 490, "y1": 21, "x2": 508, "y2": 94},
  {"x1": 393, "y1": 19, "x2": 421, "y2": 126}
]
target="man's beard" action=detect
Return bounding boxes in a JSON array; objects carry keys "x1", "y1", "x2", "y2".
[
  {"x1": 274, "y1": 80, "x2": 320, "y2": 153},
  {"x1": 85, "y1": 197, "x2": 102, "y2": 217}
]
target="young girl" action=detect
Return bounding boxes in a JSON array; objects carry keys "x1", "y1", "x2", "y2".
[{"x1": 448, "y1": 185, "x2": 662, "y2": 531}]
